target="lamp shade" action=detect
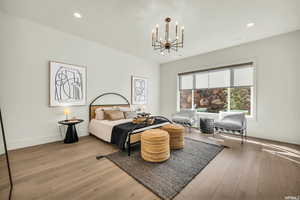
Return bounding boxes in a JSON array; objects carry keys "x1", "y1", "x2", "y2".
[{"x1": 64, "y1": 108, "x2": 70, "y2": 116}]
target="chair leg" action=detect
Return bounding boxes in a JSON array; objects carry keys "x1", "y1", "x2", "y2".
[
  {"x1": 241, "y1": 128, "x2": 248, "y2": 144},
  {"x1": 213, "y1": 128, "x2": 217, "y2": 138},
  {"x1": 240, "y1": 130, "x2": 244, "y2": 145},
  {"x1": 241, "y1": 134, "x2": 244, "y2": 144}
]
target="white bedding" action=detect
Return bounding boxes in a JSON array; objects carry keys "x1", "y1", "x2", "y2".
[
  {"x1": 88, "y1": 118, "x2": 169, "y2": 143},
  {"x1": 88, "y1": 119, "x2": 131, "y2": 142}
]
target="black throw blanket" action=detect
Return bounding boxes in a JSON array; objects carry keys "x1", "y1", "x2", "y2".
[{"x1": 111, "y1": 118, "x2": 168, "y2": 149}]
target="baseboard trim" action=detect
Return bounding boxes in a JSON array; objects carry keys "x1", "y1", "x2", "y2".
[
  {"x1": 216, "y1": 132, "x2": 300, "y2": 146},
  {"x1": 245, "y1": 135, "x2": 300, "y2": 146},
  {"x1": 7, "y1": 133, "x2": 89, "y2": 150}
]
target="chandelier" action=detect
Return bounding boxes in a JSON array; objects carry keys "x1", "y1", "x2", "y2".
[{"x1": 151, "y1": 17, "x2": 184, "y2": 55}]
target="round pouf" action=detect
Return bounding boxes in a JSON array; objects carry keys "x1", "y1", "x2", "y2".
[
  {"x1": 141, "y1": 129, "x2": 170, "y2": 162},
  {"x1": 161, "y1": 124, "x2": 185, "y2": 149}
]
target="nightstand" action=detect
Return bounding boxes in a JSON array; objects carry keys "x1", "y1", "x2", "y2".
[{"x1": 58, "y1": 119, "x2": 84, "y2": 143}]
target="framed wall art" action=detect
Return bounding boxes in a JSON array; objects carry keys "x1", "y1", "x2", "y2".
[
  {"x1": 131, "y1": 76, "x2": 148, "y2": 105},
  {"x1": 49, "y1": 61, "x2": 86, "y2": 107}
]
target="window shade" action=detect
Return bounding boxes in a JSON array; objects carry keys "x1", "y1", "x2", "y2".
[
  {"x1": 179, "y1": 63, "x2": 254, "y2": 89},
  {"x1": 233, "y1": 66, "x2": 254, "y2": 87},
  {"x1": 209, "y1": 69, "x2": 231, "y2": 88},
  {"x1": 180, "y1": 74, "x2": 193, "y2": 90},
  {"x1": 195, "y1": 72, "x2": 209, "y2": 89}
]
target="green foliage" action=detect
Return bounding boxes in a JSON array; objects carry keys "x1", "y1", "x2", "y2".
[
  {"x1": 180, "y1": 87, "x2": 251, "y2": 115},
  {"x1": 230, "y1": 87, "x2": 251, "y2": 114}
]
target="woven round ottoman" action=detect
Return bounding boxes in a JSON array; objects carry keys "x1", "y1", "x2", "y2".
[
  {"x1": 161, "y1": 124, "x2": 185, "y2": 149},
  {"x1": 141, "y1": 129, "x2": 170, "y2": 162}
]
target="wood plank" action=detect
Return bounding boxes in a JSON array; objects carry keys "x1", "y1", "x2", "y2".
[{"x1": 0, "y1": 131, "x2": 299, "y2": 200}]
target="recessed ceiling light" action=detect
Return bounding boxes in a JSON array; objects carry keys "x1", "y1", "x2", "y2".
[
  {"x1": 73, "y1": 12, "x2": 82, "y2": 19},
  {"x1": 246, "y1": 22, "x2": 255, "y2": 28}
]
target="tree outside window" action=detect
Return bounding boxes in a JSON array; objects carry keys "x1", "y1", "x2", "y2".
[{"x1": 180, "y1": 87, "x2": 252, "y2": 115}]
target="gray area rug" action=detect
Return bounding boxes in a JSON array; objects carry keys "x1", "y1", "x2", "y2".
[{"x1": 104, "y1": 137, "x2": 223, "y2": 200}]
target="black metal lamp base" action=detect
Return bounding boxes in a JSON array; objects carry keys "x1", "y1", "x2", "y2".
[{"x1": 64, "y1": 124, "x2": 79, "y2": 143}]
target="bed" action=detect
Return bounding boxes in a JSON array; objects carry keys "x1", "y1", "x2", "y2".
[{"x1": 88, "y1": 93, "x2": 171, "y2": 155}]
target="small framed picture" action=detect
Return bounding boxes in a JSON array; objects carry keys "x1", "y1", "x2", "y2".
[
  {"x1": 49, "y1": 61, "x2": 87, "y2": 107},
  {"x1": 131, "y1": 76, "x2": 148, "y2": 105}
]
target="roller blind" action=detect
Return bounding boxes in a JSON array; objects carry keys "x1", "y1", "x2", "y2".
[
  {"x1": 179, "y1": 62, "x2": 254, "y2": 90},
  {"x1": 209, "y1": 69, "x2": 231, "y2": 88},
  {"x1": 233, "y1": 66, "x2": 254, "y2": 87},
  {"x1": 195, "y1": 72, "x2": 209, "y2": 89},
  {"x1": 180, "y1": 74, "x2": 193, "y2": 90}
]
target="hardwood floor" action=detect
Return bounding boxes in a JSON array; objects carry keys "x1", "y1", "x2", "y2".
[{"x1": 1, "y1": 130, "x2": 300, "y2": 200}]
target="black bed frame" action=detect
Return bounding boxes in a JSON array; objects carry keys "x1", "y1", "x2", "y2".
[{"x1": 89, "y1": 93, "x2": 172, "y2": 156}]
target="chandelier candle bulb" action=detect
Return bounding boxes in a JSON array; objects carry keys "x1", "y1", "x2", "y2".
[
  {"x1": 181, "y1": 26, "x2": 184, "y2": 43},
  {"x1": 152, "y1": 29, "x2": 155, "y2": 46},
  {"x1": 165, "y1": 20, "x2": 169, "y2": 41},
  {"x1": 175, "y1": 21, "x2": 178, "y2": 38},
  {"x1": 156, "y1": 24, "x2": 159, "y2": 42}
]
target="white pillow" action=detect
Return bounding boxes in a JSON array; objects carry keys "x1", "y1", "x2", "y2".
[
  {"x1": 119, "y1": 107, "x2": 132, "y2": 112},
  {"x1": 102, "y1": 106, "x2": 119, "y2": 111},
  {"x1": 124, "y1": 111, "x2": 137, "y2": 119},
  {"x1": 95, "y1": 109, "x2": 104, "y2": 120}
]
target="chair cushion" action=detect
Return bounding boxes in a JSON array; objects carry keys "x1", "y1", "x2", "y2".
[
  {"x1": 219, "y1": 112, "x2": 245, "y2": 124},
  {"x1": 178, "y1": 109, "x2": 196, "y2": 117},
  {"x1": 214, "y1": 120, "x2": 243, "y2": 130},
  {"x1": 172, "y1": 115, "x2": 193, "y2": 124}
]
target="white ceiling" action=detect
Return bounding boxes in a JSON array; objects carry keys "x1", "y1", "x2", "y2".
[{"x1": 1, "y1": 0, "x2": 300, "y2": 64}]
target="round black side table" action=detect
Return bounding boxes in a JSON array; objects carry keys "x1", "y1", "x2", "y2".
[
  {"x1": 58, "y1": 119, "x2": 84, "y2": 143},
  {"x1": 200, "y1": 118, "x2": 215, "y2": 134}
]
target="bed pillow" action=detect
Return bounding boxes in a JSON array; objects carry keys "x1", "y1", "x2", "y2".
[
  {"x1": 104, "y1": 110, "x2": 124, "y2": 120},
  {"x1": 95, "y1": 109, "x2": 104, "y2": 120},
  {"x1": 119, "y1": 107, "x2": 132, "y2": 112},
  {"x1": 124, "y1": 111, "x2": 137, "y2": 119},
  {"x1": 102, "y1": 106, "x2": 119, "y2": 111}
]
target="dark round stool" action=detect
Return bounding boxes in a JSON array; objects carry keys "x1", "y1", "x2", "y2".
[{"x1": 200, "y1": 118, "x2": 214, "y2": 134}]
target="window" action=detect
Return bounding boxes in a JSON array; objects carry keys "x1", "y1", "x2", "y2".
[
  {"x1": 230, "y1": 87, "x2": 252, "y2": 115},
  {"x1": 180, "y1": 90, "x2": 193, "y2": 109},
  {"x1": 194, "y1": 88, "x2": 228, "y2": 113},
  {"x1": 178, "y1": 63, "x2": 254, "y2": 116}
]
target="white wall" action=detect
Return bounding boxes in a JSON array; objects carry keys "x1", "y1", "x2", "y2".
[
  {"x1": 0, "y1": 142, "x2": 4, "y2": 155},
  {"x1": 0, "y1": 12, "x2": 160, "y2": 150},
  {"x1": 160, "y1": 30, "x2": 300, "y2": 145}
]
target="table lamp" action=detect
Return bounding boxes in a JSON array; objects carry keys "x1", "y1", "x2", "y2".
[
  {"x1": 141, "y1": 105, "x2": 146, "y2": 112},
  {"x1": 64, "y1": 108, "x2": 70, "y2": 121}
]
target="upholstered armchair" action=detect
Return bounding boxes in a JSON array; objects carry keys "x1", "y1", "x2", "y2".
[
  {"x1": 214, "y1": 112, "x2": 247, "y2": 144},
  {"x1": 171, "y1": 109, "x2": 197, "y2": 130}
]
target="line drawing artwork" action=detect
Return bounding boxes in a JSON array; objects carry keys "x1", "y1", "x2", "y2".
[
  {"x1": 132, "y1": 76, "x2": 148, "y2": 105},
  {"x1": 50, "y1": 61, "x2": 86, "y2": 106},
  {"x1": 54, "y1": 66, "x2": 83, "y2": 102},
  {"x1": 134, "y1": 79, "x2": 146, "y2": 102}
]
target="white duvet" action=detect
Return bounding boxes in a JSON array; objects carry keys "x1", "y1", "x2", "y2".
[{"x1": 88, "y1": 118, "x2": 169, "y2": 143}]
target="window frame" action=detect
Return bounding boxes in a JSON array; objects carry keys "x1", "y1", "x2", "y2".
[{"x1": 177, "y1": 62, "x2": 257, "y2": 119}]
